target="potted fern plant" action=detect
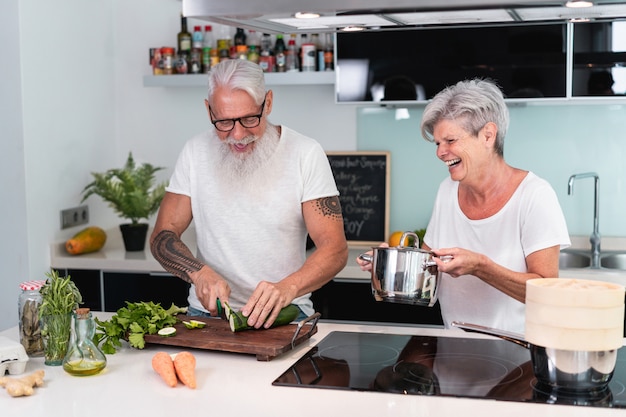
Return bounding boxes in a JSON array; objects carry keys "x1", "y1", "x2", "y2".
[{"x1": 81, "y1": 152, "x2": 167, "y2": 251}]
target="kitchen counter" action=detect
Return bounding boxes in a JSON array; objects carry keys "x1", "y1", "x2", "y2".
[
  {"x1": 50, "y1": 229, "x2": 626, "y2": 284},
  {"x1": 1, "y1": 314, "x2": 622, "y2": 417},
  {"x1": 50, "y1": 226, "x2": 371, "y2": 280}
]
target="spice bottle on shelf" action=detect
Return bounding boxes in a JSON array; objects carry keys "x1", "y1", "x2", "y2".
[
  {"x1": 298, "y1": 34, "x2": 309, "y2": 70},
  {"x1": 259, "y1": 33, "x2": 275, "y2": 72},
  {"x1": 248, "y1": 30, "x2": 261, "y2": 51},
  {"x1": 234, "y1": 27, "x2": 247, "y2": 46},
  {"x1": 202, "y1": 25, "x2": 214, "y2": 72},
  {"x1": 63, "y1": 308, "x2": 107, "y2": 376},
  {"x1": 192, "y1": 25, "x2": 203, "y2": 50},
  {"x1": 161, "y1": 47, "x2": 175, "y2": 75},
  {"x1": 247, "y1": 45, "x2": 260, "y2": 63},
  {"x1": 216, "y1": 25, "x2": 231, "y2": 62},
  {"x1": 286, "y1": 34, "x2": 298, "y2": 72},
  {"x1": 323, "y1": 33, "x2": 334, "y2": 71},
  {"x1": 18, "y1": 280, "x2": 45, "y2": 357}
]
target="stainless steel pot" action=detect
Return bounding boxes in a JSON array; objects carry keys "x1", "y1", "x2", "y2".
[
  {"x1": 451, "y1": 321, "x2": 618, "y2": 391},
  {"x1": 359, "y1": 232, "x2": 447, "y2": 307}
]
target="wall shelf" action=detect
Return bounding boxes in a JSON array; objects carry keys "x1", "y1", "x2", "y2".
[{"x1": 143, "y1": 71, "x2": 335, "y2": 87}]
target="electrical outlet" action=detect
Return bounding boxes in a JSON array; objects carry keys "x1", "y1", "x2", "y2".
[{"x1": 60, "y1": 205, "x2": 89, "y2": 229}]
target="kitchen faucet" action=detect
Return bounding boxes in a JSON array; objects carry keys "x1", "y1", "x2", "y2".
[{"x1": 567, "y1": 172, "x2": 600, "y2": 268}]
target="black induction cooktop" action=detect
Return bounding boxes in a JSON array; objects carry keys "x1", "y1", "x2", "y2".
[{"x1": 273, "y1": 331, "x2": 626, "y2": 408}]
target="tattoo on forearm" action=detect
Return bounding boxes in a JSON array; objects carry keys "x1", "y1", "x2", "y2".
[
  {"x1": 314, "y1": 196, "x2": 343, "y2": 220},
  {"x1": 150, "y1": 230, "x2": 204, "y2": 284}
]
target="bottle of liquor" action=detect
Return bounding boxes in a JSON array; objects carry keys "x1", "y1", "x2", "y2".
[
  {"x1": 286, "y1": 34, "x2": 298, "y2": 72},
  {"x1": 274, "y1": 34, "x2": 287, "y2": 72},
  {"x1": 311, "y1": 33, "x2": 324, "y2": 71},
  {"x1": 177, "y1": 14, "x2": 192, "y2": 58}
]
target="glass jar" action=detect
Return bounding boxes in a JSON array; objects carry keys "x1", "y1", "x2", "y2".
[
  {"x1": 18, "y1": 280, "x2": 45, "y2": 357},
  {"x1": 160, "y1": 47, "x2": 175, "y2": 75},
  {"x1": 63, "y1": 308, "x2": 107, "y2": 376}
]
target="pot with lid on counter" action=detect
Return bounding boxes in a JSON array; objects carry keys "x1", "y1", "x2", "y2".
[
  {"x1": 453, "y1": 277, "x2": 625, "y2": 391},
  {"x1": 358, "y1": 231, "x2": 451, "y2": 307}
]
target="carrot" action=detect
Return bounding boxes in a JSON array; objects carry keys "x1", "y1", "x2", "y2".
[
  {"x1": 173, "y1": 351, "x2": 196, "y2": 389},
  {"x1": 152, "y1": 352, "x2": 177, "y2": 387}
]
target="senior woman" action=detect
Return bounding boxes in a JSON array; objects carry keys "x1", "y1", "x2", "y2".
[{"x1": 358, "y1": 79, "x2": 570, "y2": 333}]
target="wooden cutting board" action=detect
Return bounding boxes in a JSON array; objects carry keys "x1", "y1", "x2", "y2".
[{"x1": 144, "y1": 315, "x2": 318, "y2": 361}]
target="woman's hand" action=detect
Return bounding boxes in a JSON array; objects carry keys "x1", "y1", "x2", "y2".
[
  {"x1": 430, "y1": 247, "x2": 483, "y2": 277},
  {"x1": 356, "y1": 242, "x2": 389, "y2": 272}
]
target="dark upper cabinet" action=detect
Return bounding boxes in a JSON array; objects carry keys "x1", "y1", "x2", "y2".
[
  {"x1": 572, "y1": 21, "x2": 626, "y2": 97},
  {"x1": 336, "y1": 23, "x2": 568, "y2": 103},
  {"x1": 336, "y1": 20, "x2": 626, "y2": 103}
]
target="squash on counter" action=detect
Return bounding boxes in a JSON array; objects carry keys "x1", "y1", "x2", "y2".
[{"x1": 65, "y1": 226, "x2": 107, "y2": 255}]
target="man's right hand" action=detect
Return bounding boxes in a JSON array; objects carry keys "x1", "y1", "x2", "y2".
[{"x1": 191, "y1": 266, "x2": 231, "y2": 317}]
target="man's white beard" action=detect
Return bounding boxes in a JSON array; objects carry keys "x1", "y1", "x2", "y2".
[{"x1": 216, "y1": 125, "x2": 280, "y2": 185}]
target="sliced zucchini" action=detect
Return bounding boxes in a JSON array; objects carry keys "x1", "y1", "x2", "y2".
[
  {"x1": 228, "y1": 304, "x2": 300, "y2": 332},
  {"x1": 189, "y1": 319, "x2": 206, "y2": 328},
  {"x1": 157, "y1": 327, "x2": 177, "y2": 337}
]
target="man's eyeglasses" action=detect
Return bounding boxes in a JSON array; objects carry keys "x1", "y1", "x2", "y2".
[{"x1": 209, "y1": 97, "x2": 267, "y2": 132}]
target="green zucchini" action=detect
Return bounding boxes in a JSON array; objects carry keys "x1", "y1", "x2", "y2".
[{"x1": 228, "y1": 304, "x2": 300, "y2": 332}]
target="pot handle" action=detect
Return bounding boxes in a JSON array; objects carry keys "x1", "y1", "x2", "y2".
[
  {"x1": 358, "y1": 253, "x2": 373, "y2": 264},
  {"x1": 422, "y1": 255, "x2": 454, "y2": 269},
  {"x1": 451, "y1": 321, "x2": 530, "y2": 349}
]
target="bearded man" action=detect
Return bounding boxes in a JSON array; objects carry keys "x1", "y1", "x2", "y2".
[{"x1": 150, "y1": 59, "x2": 348, "y2": 328}]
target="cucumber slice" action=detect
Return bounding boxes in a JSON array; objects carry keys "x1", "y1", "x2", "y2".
[
  {"x1": 157, "y1": 327, "x2": 177, "y2": 337},
  {"x1": 189, "y1": 320, "x2": 206, "y2": 328},
  {"x1": 182, "y1": 321, "x2": 195, "y2": 329}
]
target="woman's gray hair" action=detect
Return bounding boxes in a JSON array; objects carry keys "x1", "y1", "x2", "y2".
[
  {"x1": 420, "y1": 78, "x2": 509, "y2": 157},
  {"x1": 207, "y1": 59, "x2": 267, "y2": 105}
]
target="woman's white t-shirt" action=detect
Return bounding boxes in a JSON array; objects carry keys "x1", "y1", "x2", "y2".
[{"x1": 424, "y1": 173, "x2": 570, "y2": 333}]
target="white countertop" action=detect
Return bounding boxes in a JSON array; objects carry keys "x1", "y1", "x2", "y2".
[{"x1": 1, "y1": 314, "x2": 622, "y2": 417}]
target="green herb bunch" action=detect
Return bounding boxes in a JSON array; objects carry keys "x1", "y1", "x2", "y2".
[
  {"x1": 39, "y1": 269, "x2": 83, "y2": 363},
  {"x1": 39, "y1": 269, "x2": 83, "y2": 317},
  {"x1": 94, "y1": 301, "x2": 187, "y2": 354}
]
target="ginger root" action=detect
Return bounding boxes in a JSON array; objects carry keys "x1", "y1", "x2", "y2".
[{"x1": 0, "y1": 369, "x2": 45, "y2": 397}]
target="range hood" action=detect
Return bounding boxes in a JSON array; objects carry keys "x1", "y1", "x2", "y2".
[{"x1": 183, "y1": 0, "x2": 626, "y2": 33}]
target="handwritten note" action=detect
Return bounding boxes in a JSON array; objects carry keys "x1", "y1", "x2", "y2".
[{"x1": 327, "y1": 152, "x2": 390, "y2": 244}]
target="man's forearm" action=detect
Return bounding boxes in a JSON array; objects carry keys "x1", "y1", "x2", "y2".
[{"x1": 150, "y1": 229, "x2": 204, "y2": 284}]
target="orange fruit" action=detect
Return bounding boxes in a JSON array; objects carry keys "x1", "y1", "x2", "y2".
[{"x1": 388, "y1": 231, "x2": 410, "y2": 247}]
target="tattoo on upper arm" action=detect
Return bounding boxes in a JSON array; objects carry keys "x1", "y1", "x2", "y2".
[
  {"x1": 150, "y1": 230, "x2": 204, "y2": 284},
  {"x1": 314, "y1": 196, "x2": 343, "y2": 220}
]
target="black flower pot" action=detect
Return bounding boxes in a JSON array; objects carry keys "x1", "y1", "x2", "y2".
[{"x1": 119, "y1": 223, "x2": 149, "y2": 252}]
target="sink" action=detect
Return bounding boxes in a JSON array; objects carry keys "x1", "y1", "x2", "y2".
[
  {"x1": 559, "y1": 251, "x2": 591, "y2": 269},
  {"x1": 600, "y1": 253, "x2": 626, "y2": 270}
]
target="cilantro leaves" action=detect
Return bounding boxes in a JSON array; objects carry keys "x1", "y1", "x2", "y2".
[{"x1": 94, "y1": 301, "x2": 187, "y2": 354}]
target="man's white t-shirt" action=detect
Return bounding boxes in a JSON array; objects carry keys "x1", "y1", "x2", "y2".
[
  {"x1": 166, "y1": 126, "x2": 339, "y2": 316},
  {"x1": 424, "y1": 173, "x2": 570, "y2": 333}
]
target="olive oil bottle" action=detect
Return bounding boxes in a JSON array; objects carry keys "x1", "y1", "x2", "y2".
[{"x1": 63, "y1": 308, "x2": 107, "y2": 376}]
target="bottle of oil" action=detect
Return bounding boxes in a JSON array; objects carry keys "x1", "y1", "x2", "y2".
[
  {"x1": 177, "y1": 14, "x2": 192, "y2": 58},
  {"x1": 63, "y1": 308, "x2": 107, "y2": 376}
]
